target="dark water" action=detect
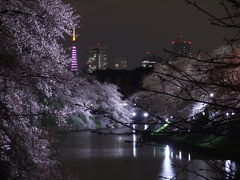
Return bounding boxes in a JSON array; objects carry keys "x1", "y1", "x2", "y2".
[{"x1": 58, "y1": 125, "x2": 238, "y2": 180}]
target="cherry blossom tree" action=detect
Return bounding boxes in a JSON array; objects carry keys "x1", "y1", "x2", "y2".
[
  {"x1": 132, "y1": 1, "x2": 240, "y2": 178},
  {"x1": 0, "y1": 0, "x2": 132, "y2": 178},
  {"x1": 132, "y1": 0, "x2": 240, "y2": 135}
]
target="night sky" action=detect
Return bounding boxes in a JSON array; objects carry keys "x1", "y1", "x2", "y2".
[{"x1": 64, "y1": 0, "x2": 234, "y2": 69}]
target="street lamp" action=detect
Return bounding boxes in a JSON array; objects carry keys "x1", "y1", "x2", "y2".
[{"x1": 210, "y1": 93, "x2": 214, "y2": 97}]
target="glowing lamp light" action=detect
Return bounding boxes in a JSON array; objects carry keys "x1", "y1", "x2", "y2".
[
  {"x1": 143, "y1": 112, "x2": 149, "y2": 117},
  {"x1": 171, "y1": 41, "x2": 175, "y2": 44},
  {"x1": 188, "y1": 41, "x2": 192, "y2": 44},
  {"x1": 132, "y1": 112, "x2": 137, "y2": 117}
]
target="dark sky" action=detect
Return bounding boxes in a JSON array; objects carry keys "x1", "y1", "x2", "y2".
[{"x1": 64, "y1": 0, "x2": 234, "y2": 69}]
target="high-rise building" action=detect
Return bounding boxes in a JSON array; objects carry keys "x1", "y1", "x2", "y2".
[
  {"x1": 87, "y1": 43, "x2": 107, "y2": 73},
  {"x1": 114, "y1": 57, "x2": 127, "y2": 70},
  {"x1": 141, "y1": 51, "x2": 160, "y2": 68},
  {"x1": 171, "y1": 33, "x2": 191, "y2": 60},
  {"x1": 71, "y1": 28, "x2": 78, "y2": 72}
]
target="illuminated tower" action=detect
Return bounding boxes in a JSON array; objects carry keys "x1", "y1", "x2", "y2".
[{"x1": 71, "y1": 28, "x2": 78, "y2": 71}]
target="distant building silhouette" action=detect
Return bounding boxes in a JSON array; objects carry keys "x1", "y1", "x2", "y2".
[
  {"x1": 141, "y1": 51, "x2": 160, "y2": 68},
  {"x1": 87, "y1": 43, "x2": 107, "y2": 73},
  {"x1": 171, "y1": 33, "x2": 191, "y2": 60},
  {"x1": 114, "y1": 57, "x2": 127, "y2": 70},
  {"x1": 93, "y1": 68, "x2": 153, "y2": 97}
]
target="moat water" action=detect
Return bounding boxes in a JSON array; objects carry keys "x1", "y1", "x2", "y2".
[{"x1": 58, "y1": 125, "x2": 238, "y2": 180}]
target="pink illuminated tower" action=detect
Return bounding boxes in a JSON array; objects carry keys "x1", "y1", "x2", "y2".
[{"x1": 71, "y1": 28, "x2": 78, "y2": 71}]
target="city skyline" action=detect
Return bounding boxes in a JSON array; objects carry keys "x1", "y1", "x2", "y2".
[{"x1": 64, "y1": 0, "x2": 234, "y2": 69}]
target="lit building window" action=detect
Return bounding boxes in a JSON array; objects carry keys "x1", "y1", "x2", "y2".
[{"x1": 87, "y1": 44, "x2": 108, "y2": 73}]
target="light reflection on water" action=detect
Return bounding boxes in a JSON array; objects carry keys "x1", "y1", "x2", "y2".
[
  {"x1": 188, "y1": 153, "x2": 191, "y2": 161},
  {"x1": 159, "y1": 145, "x2": 174, "y2": 179},
  {"x1": 58, "y1": 125, "x2": 238, "y2": 180},
  {"x1": 133, "y1": 134, "x2": 137, "y2": 158},
  {"x1": 144, "y1": 124, "x2": 149, "y2": 130},
  {"x1": 179, "y1": 151, "x2": 182, "y2": 160},
  {"x1": 133, "y1": 124, "x2": 137, "y2": 158}
]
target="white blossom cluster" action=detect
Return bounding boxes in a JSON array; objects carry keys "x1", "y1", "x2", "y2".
[{"x1": 133, "y1": 44, "x2": 240, "y2": 120}]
